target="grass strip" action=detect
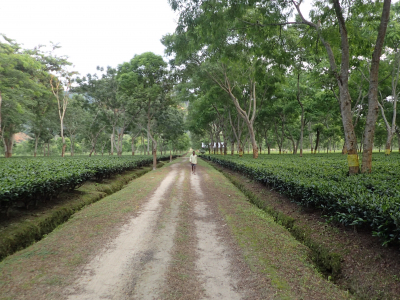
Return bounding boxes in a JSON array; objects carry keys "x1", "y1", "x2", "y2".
[
  {"x1": 0, "y1": 162, "x2": 165, "y2": 262},
  {"x1": 206, "y1": 160, "x2": 342, "y2": 280},
  {"x1": 163, "y1": 167, "x2": 203, "y2": 300}
]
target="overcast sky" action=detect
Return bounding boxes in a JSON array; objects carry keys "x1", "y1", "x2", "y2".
[
  {"x1": 1, "y1": 0, "x2": 179, "y2": 77},
  {"x1": 0, "y1": 0, "x2": 318, "y2": 77}
]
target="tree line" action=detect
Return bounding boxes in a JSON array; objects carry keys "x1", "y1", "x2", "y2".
[
  {"x1": 163, "y1": 0, "x2": 400, "y2": 174},
  {"x1": 0, "y1": 36, "x2": 189, "y2": 169}
]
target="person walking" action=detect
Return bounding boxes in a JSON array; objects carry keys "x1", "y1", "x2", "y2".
[{"x1": 189, "y1": 151, "x2": 197, "y2": 175}]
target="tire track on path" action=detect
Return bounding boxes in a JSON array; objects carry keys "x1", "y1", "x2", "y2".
[
  {"x1": 67, "y1": 162, "x2": 181, "y2": 300},
  {"x1": 162, "y1": 157, "x2": 204, "y2": 300},
  {"x1": 67, "y1": 157, "x2": 272, "y2": 300},
  {"x1": 191, "y1": 165, "x2": 243, "y2": 300},
  {"x1": 129, "y1": 166, "x2": 185, "y2": 299}
]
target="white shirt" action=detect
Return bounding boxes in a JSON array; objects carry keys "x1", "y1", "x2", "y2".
[{"x1": 190, "y1": 154, "x2": 197, "y2": 164}]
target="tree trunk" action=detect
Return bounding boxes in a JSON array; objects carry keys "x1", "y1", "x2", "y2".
[
  {"x1": 147, "y1": 121, "x2": 157, "y2": 170},
  {"x1": 231, "y1": 141, "x2": 234, "y2": 155},
  {"x1": 3, "y1": 134, "x2": 13, "y2": 158},
  {"x1": 288, "y1": 135, "x2": 296, "y2": 154},
  {"x1": 314, "y1": 128, "x2": 320, "y2": 154},
  {"x1": 385, "y1": 133, "x2": 393, "y2": 155},
  {"x1": 378, "y1": 52, "x2": 400, "y2": 156},
  {"x1": 222, "y1": 81, "x2": 258, "y2": 159},
  {"x1": 397, "y1": 130, "x2": 400, "y2": 153},
  {"x1": 70, "y1": 135, "x2": 74, "y2": 156},
  {"x1": 110, "y1": 132, "x2": 114, "y2": 155},
  {"x1": 309, "y1": 122, "x2": 313, "y2": 154},
  {"x1": 34, "y1": 133, "x2": 40, "y2": 157},
  {"x1": 361, "y1": 0, "x2": 391, "y2": 173},
  {"x1": 147, "y1": 131, "x2": 150, "y2": 156},
  {"x1": 153, "y1": 148, "x2": 157, "y2": 170},
  {"x1": 215, "y1": 131, "x2": 221, "y2": 155},
  {"x1": 274, "y1": 120, "x2": 284, "y2": 155},
  {"x1": 222, "y1": 133, "x2": 227, "y2": 155},
  {"x1": 294, "y1": 0, "x2": 359, "y2": 172},
  {"x1": 132, "y1": 136, "x2": 135, "y2": 155},
  {"x1": 117, "y1": 129, "x2": 123, "y2": 156},
  {"x1": 170, "y1": 149, "x2": 172, "y2": 162},
  {"x1": 338, "y1": 81, "x2": 359, "y2": 173},
  {"x1": 342, "y1": 143, "x2": 347, "y2": 154},
  {"x1": 209, "y1": 129, "x2": 214, "y2": 154},
  {"x1": 89, "y1": 141, "x2": 95, "y2": 157},
  {"x1": 101, "y1": 142, "x2": 106, "y2": 156},
  {"x1": 60, "y1": 114, "x2": 66, "y2": 158},
  {"x1": 61, "y1": 136, "x2": 66, "y2": 157},
  {"x1": 296, "y1": 72, "x2": 305, "y2": 157},
  {"x1": 48, "y1": 142, "x2": 50, "y2": 156}
]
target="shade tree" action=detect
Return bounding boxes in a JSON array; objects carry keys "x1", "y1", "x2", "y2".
[
  {"x1": 118, "y1": 52, "x2": 172, "y2": 169},
  {"x1": 0, "y1": 35, "x2": 48, "y2": 157}
]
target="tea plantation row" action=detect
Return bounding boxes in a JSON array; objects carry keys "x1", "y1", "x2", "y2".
[
  {"x1": 201, "y1": 153, "x2": 400, "y2": 245},
  {"x1": 0, "y1": 155, "x2": 175, "y2": 210}
]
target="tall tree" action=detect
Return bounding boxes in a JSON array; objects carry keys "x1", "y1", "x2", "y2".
[
  {"x1": 0, "y1": 35, "x2": 46, "y2": 157},
  {"x1": 47, "y1": 48, "x2": 77, "y2": 157},
  {"x1": 118, "y1": 52, "x2": 171, "y2": 170},
  {"x1": 377, "y1": 3, "x2": 400, "y2": 154}
]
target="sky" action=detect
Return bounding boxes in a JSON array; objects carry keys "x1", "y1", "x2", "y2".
[
  {"x1": 0, "y1": 0, "x2": 322, "y2": 78},
  {"x1": 1, "y1": 0, "x2": 179, "y2": 77}
]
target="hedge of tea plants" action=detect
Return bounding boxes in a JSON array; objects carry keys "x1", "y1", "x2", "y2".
[
  {"x1": 0, "y1": 155, "x2": 175, "y2": 210},
  {"x1": 201, "y1": 153, "x2": 400, "y2": 245}
]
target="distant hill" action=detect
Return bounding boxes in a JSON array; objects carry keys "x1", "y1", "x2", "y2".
[{"x1": 14, "y1": 133, "x2": 31, "y2": 143}]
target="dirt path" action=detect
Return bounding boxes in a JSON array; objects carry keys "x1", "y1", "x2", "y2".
[
  {"x1": 66, "y1": 166, "x2": 178, "y2": 299},
  {"x1": 0, "y1": 157, "x2": 349, "y2": 300},
  {"x1": 65, "y1": 157, "x2": 253, "y2": 299},
  {"x1": 191, "y1": 172, "x2": 242, "y2": 299}
]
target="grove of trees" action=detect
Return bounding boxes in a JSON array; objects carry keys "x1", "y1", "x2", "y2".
[
  {"x1": 0, "y1": 35, "x2": 189, "y2": 169},
  {"x1": 163, "y1": 0, "x2": 400, "y2": 174}
]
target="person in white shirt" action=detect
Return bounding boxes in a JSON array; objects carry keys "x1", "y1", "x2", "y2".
[{"x1": 189, "y1": 151, "x2": 198, "y2": 175}]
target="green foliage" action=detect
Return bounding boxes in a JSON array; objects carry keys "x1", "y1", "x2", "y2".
[
  {"x1": 118, "y1": 52, "x2": 169, "y2": 101},
  {"x1": 201, "y1": 153, "x2": 400, "y2": 246}
]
